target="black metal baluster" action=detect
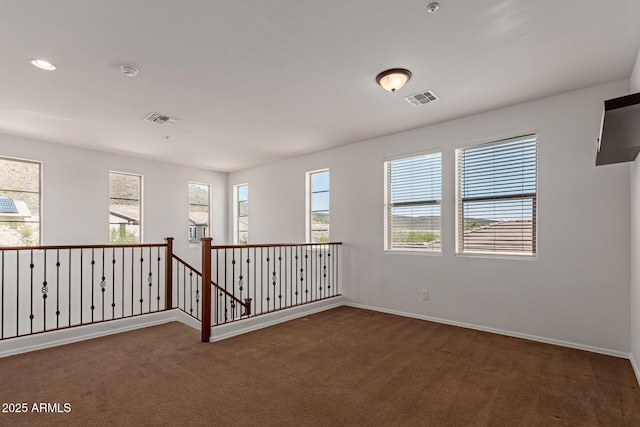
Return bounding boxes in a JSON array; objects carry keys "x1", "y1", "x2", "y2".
[
  {"x1": 15, "y1": 251, "x2": 19, "y2": 336},
  {"x1": 321, "y1": 245, "x2": 325, "y2": 299},
  {"x1": 111, "y1": 248, "x2": 116, "y2": 319},
  {"x1": 237, "y1": 248, "x2": 242, "y2": 318},
  {"x1": 68, "y1": 249, "x2": 71, "y2": 327},
  {"x1": 306, "y1": 245, "x2": 310, "y2": 302},
  {"x1": 80, "y1": 249, "x2": 83, "y2": 324},
  {"x1": 295, "y1": 246, "x2": 299, "y2": 305},
  {"x1": 30, "y1": 250, "x2": 34, "y2": 333},
  {"x1": 289, "y1": 246, "x2": 293, "y2": 307},
  {"x1": 267, "y1": 248, "x2": 272, "y2": 312},
  {"x1": 139, "y1": 249, "x2": 144, "y2": 314},
  {"x1": 175, "y1": 264, "x2": 182, "y2": 312},
  {"x1": 253, "y1": 247, "x2": 257, "y2": 317},
  {"x1": 273, "y1": 247, "x2": 278, "y2": 310},
  {"x1": 41, "y1": 250, "x2": 48, "y2": 331},
  {"x1": 90, "y1": 248, "x2": 95, "y2": 322},
  {"x1": 309, "y1": 245, "x2": 314, "y2": 302},
  {"x1": 231, "y1": 248, "x2": 236, "y2": 319},
  {"x1": 212, "y1": 257, "x2": 217, "y2": 324},
  {"x1": 318, "y1": 245, "x2": 322, "y2": 299},
  {"x1": 299, "y1": 247, "x2": 303, "y2": 304},
  {"x1": 314, "y1": 245, "x2": 317, "y2": 301},
  {"x1": 220, "y1": 251, "x2": 224, "y2": 323},
  {"x1": 224, "y1": 249, "x2": 228, "y2": 321},
  {"x1": 336, "y1": 244, "x2": 339, "y2": 294},
  {"x1": 245, "y1": 249, "x2": 250, "y2": 317},
  {"x1": 327, "y1": 245, "x2": 332, "y2": 296},
  {"x1": 309, "y1": 245, "x2": 313, "y2": 302},
  {"x1": 56, "y1": 250, "x2": 60, "y2": 329},
  {"x1": 147, "y1": 247, "x2": 152, "y2": 313},
  {"x1": 215, "y1": 249, "x2": 219, "y2": 325},
  {"x1": 260, "y1": 247, "x2": 264, "y2": 315},
  {"x1": 183, "y1": 269, "x2": 193, "y2": 316},
  {"x1": 196, "y1": 273, "x2": 200, "y2": 319},
  {"x1": 321, "y1": 245, "x2": 325, "y2": 298},
  {"x1": 313, "y1": 245, "x2": 318, "y2": 300},
  {"x1": 129, "y1": 248, "x2": 134, "y2": 316},
  {"x1": 183, "y1": 264, "x2": 186, "y2": 315},
  {"x1": 278, "y1": 246, "x2": 282, "y2": 309},
  {"x1": 156, "y1": 248, "x2": 161, "y2": 311},
  {"x1": 121, "y1": 248, "x2": 125, "y2": 318},
  {"x1": 317, "y1": 247, "x2": 322, "y2": 299},
  {"x1": 189, "y1": 266, "x2": 193, "y2": 316},
  {"x1": 100, "y1": 248, "x2": 106, "y2": 322}
]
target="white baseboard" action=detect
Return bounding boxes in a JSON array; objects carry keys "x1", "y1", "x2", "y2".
[
  {"x1": 0, "y1": 310, "x2": 184, "y2": 358},
  {"x1": 631, "y1": 352, "x2": 640, "y2": 386},
  {"x1": 2, "y1": 298, "x2": 634, "y2": 378},
  {"x1": 209, "y1": 296, "x2": 345, "y2": 342},
  {"x1": 344, "y1": 302, "x2": 631, "y2": 359}
]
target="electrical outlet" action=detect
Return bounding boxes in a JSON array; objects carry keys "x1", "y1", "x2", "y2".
[{"x1": 421, "y1": 290, "x2": 429, "y2": 300}]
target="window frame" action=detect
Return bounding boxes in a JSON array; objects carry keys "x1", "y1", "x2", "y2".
[
  {"x1": 108, "y1": 171, "x2": 143, "y2": 244},
  {"x1": 306, "y1": 168, "x2": 330, "y2": 243},
  {"x1": 0, "y1": 155, "x2": 42, "y2": 247},
  {"x1": 188, "y1": 181, "x2": 211, "y2": 245},
  {"x1": 455, "y1": 134, "x2": 538, "y2": 258},
  {"x1": 233, "y1": 183, "x2": 248, "y2": 245},
  {"x1": 383, "y1": 150, "x2": 442, "y2": 254}
]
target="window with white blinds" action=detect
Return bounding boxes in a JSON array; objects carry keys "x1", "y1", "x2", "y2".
[
  {"x1": 384, "y1": 152, "x2": 442, "y2": 252},
  {"x1": 456, "y1": 134, "x2": 537, "y2": 256}
]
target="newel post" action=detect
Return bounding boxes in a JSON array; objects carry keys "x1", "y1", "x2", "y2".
[
  {"x1": 164, "y1": 237, "x2": 174, "y2": 310},
  {"x1": 201, "y1": 237, "x2": 212, "y2": 342}
]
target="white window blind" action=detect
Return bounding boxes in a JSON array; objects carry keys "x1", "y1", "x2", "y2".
[
  {"x1": 456, "y1": 134, "x2": 537, "y2": 256},
  {"x1": 385, "y1": 152, "x2": 442, "y2": 252}
]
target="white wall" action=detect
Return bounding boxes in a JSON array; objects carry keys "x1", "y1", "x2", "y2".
[
  {"x1": 229, "y1": 80, "x2": 632, "y2": 355},
  {"x1": 629, "y1": 46, "x2": 640, "y2": 375},
  {"x1": 0, "y1": 133, "x2": 227, "y2": 265}
]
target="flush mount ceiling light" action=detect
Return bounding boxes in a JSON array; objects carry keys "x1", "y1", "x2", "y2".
[
  {"x1": 30, "y1": 59, "x2": 56, "y2": 71},
  {"x1": 376, "y1": 68, "x2": 412, "y2": 92}
]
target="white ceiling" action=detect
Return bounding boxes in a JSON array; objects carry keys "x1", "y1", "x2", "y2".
[{"x1": 1, "y1": 0, "x2": 639, "y2": 172}]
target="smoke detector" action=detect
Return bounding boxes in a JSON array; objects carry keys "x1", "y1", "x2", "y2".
[
  {"x1": 143, "y1": 112, "x2": 181, "y2": 125},
  {"x1": 426, "y1": 2, "x2": 440, "y2": 13},
  {"x1": 404, "y1": 90, "x2": 439, "y2": 106},
  {"x1": 120, "y1": 65, "x2": 139, "y2": 77}
]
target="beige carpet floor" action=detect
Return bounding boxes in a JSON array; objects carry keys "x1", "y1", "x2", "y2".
[{"x1": 1, "y1": 306, "x2": 639, "y2": 426}]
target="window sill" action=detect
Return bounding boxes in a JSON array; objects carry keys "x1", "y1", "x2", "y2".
[
  {"x1": 384, "y1": 249, "x2": 442, "y2": 257},
  {"x1": 455, "y1": 252, "x2": 537, "y2": 261}
]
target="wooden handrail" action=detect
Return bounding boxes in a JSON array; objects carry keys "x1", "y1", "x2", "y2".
[
  {"x1": 171, "y1": 254, "x2": 249, "y2": 309},
  {"x1": 172, "y1": 253, "x2": 202, "y2": 275},
  {"x1": 211, "y1": 242, "x2": 343, "y2": 250},
  {"x1": 0, "y1": 243, "x2": 168, "y2": 251}
]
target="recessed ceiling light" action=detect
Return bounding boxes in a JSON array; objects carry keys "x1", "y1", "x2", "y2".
[{"x1": 30, "y1": 59, "x2": 56, "y2": 71}]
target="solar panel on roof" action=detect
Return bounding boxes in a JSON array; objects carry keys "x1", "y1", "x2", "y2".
[{"x1": 0, "y1": 198, "x2": 18, "y2": 214}]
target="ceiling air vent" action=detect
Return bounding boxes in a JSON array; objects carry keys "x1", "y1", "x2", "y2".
[
  {"x1": 143, "y1": 112, "x2": 181, "y2": 125},
  {"x1": 404, "y1": 90, "x2": 439, "y2": 107}
]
